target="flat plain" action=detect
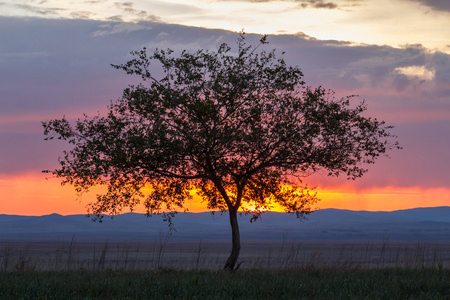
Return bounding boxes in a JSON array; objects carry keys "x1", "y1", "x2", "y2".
[
  {"x1": 1, "y1": 238, "x2": 450, "y2": 271},
  {"x1": 2, "y1": 209, "x2": 449, "y2": 298},
  {"x1": 1, "y1": 238, "x2": 450, "y2": 299}
]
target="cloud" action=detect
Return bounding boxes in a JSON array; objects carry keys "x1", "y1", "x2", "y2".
[
  {"x1": 413, "y1": 0, "x2": 450, "y2": 11},
  {"x1": 91, "y1": 21, "x2": 154, "y2": 36},
  {"x1": 218, "y1": 0, "x2": 340, "y2": 8},
  {"x1": 392, "y1": 73, "x2": 410, "y2": 92},
  {"x1": 108, "y1": 1, "x2": 162, "y2": 23},
  {"x1": 70, "y1": 11, "x2": 96, "y2": 19},
  {"x1": 0, "y1": 3, "x2": 65, "y2": 16},
  {"x1": 105, "y1": 15, "x2": 124, "y2": 22},
  {"x1": 114, "y1": 1, "x2": 133, "y2": 8},
  {"x1": 298, "y1": 0, "x2": 338, "y2": 9},
  {"x1": 394, "y1": 65, "x2": 435, "y2": 81},
  {"x1": 1, "y1": 16, "x2": 450, "y2": 192},
  {"x1": 272, "y1": 34, "x2": 437, "y2": 94},
  {"x1": 251, "y1": 34, "x2": 450, "y2": 189}
]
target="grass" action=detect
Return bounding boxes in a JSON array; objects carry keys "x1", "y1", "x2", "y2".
[
  {"x1": 0, "y1": 268, "x2": 449, "y2": 299},
  {"x1": 0, "y1": 236, "x2": 450, "y2": 299},
  {"x1": 1, "y1": 239, "x2": 449, "y2": 298},
  {"x1": 2, "y1": 239, "x2": 450, "y2": 271}
]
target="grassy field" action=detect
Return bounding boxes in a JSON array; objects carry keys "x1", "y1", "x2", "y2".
[
  {"x1": 1, "y1": 239, "x2": 449, "y2": 298},
  {"x1": 1, "y1": 268, "x2": 449, "y2": 299},
  {"x1": 1, "y1": 238, "x2": 450, "y2": 271}
]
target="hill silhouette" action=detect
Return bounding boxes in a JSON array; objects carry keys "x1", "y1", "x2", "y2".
[{"x1": 1, "y1": 207, "x2": 449, "y2": 241}]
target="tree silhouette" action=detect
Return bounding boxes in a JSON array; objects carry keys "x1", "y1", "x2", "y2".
[{"x1": 43, "y1": 33, "x2": 400, "y2": 271}]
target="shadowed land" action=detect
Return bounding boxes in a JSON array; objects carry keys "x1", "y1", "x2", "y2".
[
  {"x1": 1, "y1": 267, "x2": 449, "y2": 299},
  {"x1": 1, "y1": 208, "x2": 449, "y2": 271},
  {"x1": 2, "y1": 239, "x2": 450, "y2": 272},
  {"x1": 2, "y1": 208, "x2": 449, "y2": 241},
  {"x1": 2, "y1": 208, "x2": 449, "y2": 298}
]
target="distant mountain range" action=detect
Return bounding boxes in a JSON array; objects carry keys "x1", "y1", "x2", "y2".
[{"x1": 1, "y1": 207, "x2": 449, "y2": 241}]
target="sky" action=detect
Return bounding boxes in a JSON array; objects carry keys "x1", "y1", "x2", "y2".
[{"x1": 0, "y1": 0, "x2": 449, "y2": 215}]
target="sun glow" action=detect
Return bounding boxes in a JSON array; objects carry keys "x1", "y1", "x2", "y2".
[
  {"x1": 240, "y1": 203, "x2": 270, "y2": 213},
  {"x1": 1, "y1": 174, "x2": 449, "y2": 216},
  {"x1": 395, "y1": 65, "x2": 435, "y2": 81}
]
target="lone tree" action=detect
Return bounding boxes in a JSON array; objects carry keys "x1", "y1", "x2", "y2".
[{"x1": 43, "y1": 33, "x2": 399, "y2": 271}]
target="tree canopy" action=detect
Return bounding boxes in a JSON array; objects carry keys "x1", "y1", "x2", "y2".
[{"x1": 43, "y1": 33, "x2": 399, "y2": 270}]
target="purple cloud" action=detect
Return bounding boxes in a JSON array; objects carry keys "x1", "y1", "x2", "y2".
[
  {"x1": 414, "y1": 0, "x2": 450, "y2": 11},
  {"x1": 1, "y1": 16, "x2": 449, "y2": 191}
]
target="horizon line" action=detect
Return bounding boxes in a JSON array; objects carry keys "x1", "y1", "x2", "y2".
[{"x1": 2, "y1": 206, "x2": 449, "y2": 217}]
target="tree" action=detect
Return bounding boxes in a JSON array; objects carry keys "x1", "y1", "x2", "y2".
[{"x1": 43, "y1": 33, "x2": 400, "y2": 271}]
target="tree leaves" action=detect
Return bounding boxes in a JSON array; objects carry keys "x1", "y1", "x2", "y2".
[{"x1": 43, "y1": 32, "x2": 399, "y2": 220}]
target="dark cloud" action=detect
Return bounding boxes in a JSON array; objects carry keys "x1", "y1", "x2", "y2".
[
  {"x1": 414, "y1": 0, "x2": 450, "y2": 11},
  {"x1": 218, "y1": 0, "x2": 339, "y2": 8},
  {"x1": 299, "y1": 0, "x2": 338, "y2": 9},
  {"x1": 111, "y1": 1, "x2": 161, "y2": 22},
  {"x1": 307, "y1": 119, "x2": 450, "y2": 189},
  {"x1": 393, "y1": 73, "x2": 410, "y2": 92},
  {"x1": 70, "y1": 11, "x2": 96, "y2": 19},
  {"x1": 91, "y1": 22, "x2": 154, "y2": 36},
  {"x1": 106, "y1": 15, "x2": 124, "y2": 22},
  {"x1": 0, "y1": 2, "x2": 66, "y2": 16},
  {"x1": 115, "y1": 1, "x2": 133, "y2": 7},
  {"x1": 1, "y1": 16, "x2": 449, "y2": 190}
]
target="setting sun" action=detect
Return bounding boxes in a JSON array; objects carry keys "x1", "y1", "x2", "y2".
[{"x1": 2, "y1": 174, "x2": 449, "y2": 216}]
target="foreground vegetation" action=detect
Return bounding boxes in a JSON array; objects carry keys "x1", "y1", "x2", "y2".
[
  {"x1": 1, "y1": 240, "x2": 449, "y2": 298},
  {"x1": 3, "y1": 239, "x2": 450, "y2": 272},
  {"x1": 1, "y1": 268, "x2": 449, "y2": 299}
]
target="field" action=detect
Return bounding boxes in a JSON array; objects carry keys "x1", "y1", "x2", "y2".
[
  {"x1": 1, "y1": 268, "x2": 449, "y2": 299},
  {"x1": 1, "y1": 238, "x2": 450, "y2": 271},
  {"x1": 1, "y1": 239, "x2": 449, "y2": 298}
]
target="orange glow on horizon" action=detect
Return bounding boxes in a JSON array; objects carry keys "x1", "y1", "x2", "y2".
[
  {"x1": 314, "y1": 186, "x2": 450, "y2": 211},
  {"x1": 239, "y1": 203, "x2": 269, "y2": 213},
  {"x1": 1, "y1": 174, "x2": 449, "y2": 216}
]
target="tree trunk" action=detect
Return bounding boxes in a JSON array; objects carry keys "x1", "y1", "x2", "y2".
[{"x1": 223, "y1": 208, "x2": 241, "y2": 271}]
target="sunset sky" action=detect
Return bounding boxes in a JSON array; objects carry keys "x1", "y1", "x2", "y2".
[{"x1": 1, "y1": 0, "x2": 449, "y2": 215}]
